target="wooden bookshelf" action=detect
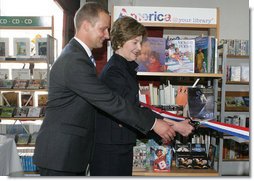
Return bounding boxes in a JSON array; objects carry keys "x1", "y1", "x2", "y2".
[
  {"x1": 137, "y1": 72, "x2": 223, "y2": 78},
  {"x1": 133, "y1": 166, "x2": 218, "y2": 176},
  {"x1": 0, "y1": 117, "x2": 44, "y2": 121},
  {"x1": 226, "y1": 81, "x2": 249, "y2": 85}
]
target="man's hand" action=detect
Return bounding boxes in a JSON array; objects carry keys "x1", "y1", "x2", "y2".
[
  {"x1": 152, "y1": 119, "x2": 176, "y2": 142},
  {"x1": 164, "y1": 118, "x2": 194, "y2": 137}
]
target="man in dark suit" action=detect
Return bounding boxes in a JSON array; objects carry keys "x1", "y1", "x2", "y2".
[{"x1": 33, "y1": 2, "x2": 176, "y2": 176}]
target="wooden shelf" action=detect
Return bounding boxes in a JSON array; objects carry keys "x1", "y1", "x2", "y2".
[
  {"x1": 0, "y1": 89, "x2": 47, "y2": 92},
  {"x1": 227, "y1": 55, "x2": 249, "y2": 59},
  {"x1": 133, "y1": 167, "x2": 218, "y2": 176},
  {"x1": 224, "y1": 107, "x2": 249, "y2": 112},
  {"x1": 137, "y1": 72, "x2": 223, "y2": 78},
  {"x1": 226, "y1": 81, "x2": 249, "y2": 85},
  {"x1": 0, "y1": 117, "x2": 44, "y2": 121},
  {"x1": 0, "y1": 59, "x2": 47, "y2": 63}
]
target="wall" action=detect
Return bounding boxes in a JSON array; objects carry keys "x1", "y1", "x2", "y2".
[{"x1": 108, "y1": 0, "x2": 249, "y2": 40}]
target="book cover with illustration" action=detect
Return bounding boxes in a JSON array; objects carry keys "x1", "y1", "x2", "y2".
[
  {"x1": 0, "y1": 69, "x2": 9, "y2": 79},
  {"x1": 27, "y1": 107, "x2": 42, "y2": 117},
  {"x1": 0, "y1": 79, "x2": 13, "y2": 89},
  {"x1": 11, "y1": 69, "x2": 30, "y2": 80},
  {"x1": 2, "y1": 92, "x2": 19, "y2": 106},
  {"x1": 188, "y1": 88, "x2": 214, "y2": 120},
  {"x1": 0, "y1": 106, "x2": 15, "y2": 117},
  {"x1": 195, "y1": 36, "x2": 216, "y2": 73},
  {"x1": 165, "y1": 39, "x2": 195, "y2": 73},
  {"x1": 136, "y1": 37, "x2": 166, "y2": 72},
  {"x1": 14, "y1": 107, "x2": 30, "y2": 117}
]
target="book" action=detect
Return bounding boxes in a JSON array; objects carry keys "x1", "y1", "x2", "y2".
[
  {"x1": 14, "y1": 107, "x2": 30, "y2": 117},
  {"x1": 33, "y1": 69, "x2": 47, "y2": 80},
  {"x1": 241, "y1": 66, "x2": 249, "y2": 82},
  {"x1": 0, "y1": 38, "x2": 9, "y2": 57},
  {"x1": 37, "y1": 94, "x2": 48, "y2": 106},
  {"x1": 27, "y1": 107, "x2": 42, "y2": 117},
  {"x1": 21, "y1": 93, "x2": 33, "y2": 106},
  {"x1": 148, "y1": 139, "x2": 172, "y2": 172},
  {"x1": 0, "y1": 106, "x2": 15, "y2": 117},
  {"x1": 165, "y1": 39, "x2": 195, "y2": 73},
  {"x1": 0, "y1": 69, "x2": 9, "y2": 79},
  {"x1": 16, "y1": 133, "x2": 31, "y2": 145},
  {"x1": 0, "y1": 79, "x2": 13, "y2": 89},
  {"x1": 11, "y1": 69, "x2": 30, "y2": 80},
  {"x1": 13, "y1": 79, "x2": 28, "y2": 89},
  {"x1": 27, "y1": 79, "x2": 42, "y2": 89},
  {"x1": 188, "y1": 88, "x2": 214, "y2": 120},
  {"x1": 29, "y1": 132, "x2": 39, "y2": 145},
  {"x1": 2, "y1": 92, "x2": 19, "y2": 106},
  {"x1": 230, "y1": 66, "x2": 241, "y2": 81},
  {"x1": 133, "y1": 141, "x2": 148, "y2": 171},
  {"x1": 13, "y1": 38, "x2": 30, "y2": 57},
  {"x1": 194, "y1": 36, "x2": 216, "y2": 73},
  {"x1": 136, "y1": 37, "x2": 166, "y2": 72},
  {"x1": 35, "y1": 38, "x2": 47, "y2": 56}
]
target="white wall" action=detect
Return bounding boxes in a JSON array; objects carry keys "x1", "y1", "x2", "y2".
[{"x1": 108, "y1": 0, "x2": 249, "y2": 40}]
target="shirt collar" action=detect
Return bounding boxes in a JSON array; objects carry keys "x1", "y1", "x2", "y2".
[{"x1": 74, "y1": 37, "x2": 92, "y2": 58}]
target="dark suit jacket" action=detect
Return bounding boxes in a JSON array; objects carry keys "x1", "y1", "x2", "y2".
[
  {"x1": 33, "y1": 38, "x2": 158, "y2": 173},
  {"x1": 95, "y1": 54, "x2": 162, "y2": 144}
]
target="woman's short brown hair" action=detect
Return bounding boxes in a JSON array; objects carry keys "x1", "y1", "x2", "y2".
[{"x1": 110, "y1": 16, "x2": 147, "y2": 51}]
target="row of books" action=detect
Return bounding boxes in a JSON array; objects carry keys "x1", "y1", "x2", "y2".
[
  {"x1": 17, "y1": 147, "x2": 38, "y2": 172},
  {"x1": 219, "y1": 39, "x2": 249, "y2": 56},
  {"x1": 0, "y1": 79, "x2": 47, "y2": 89},
  {"x1": 223, "y1": 139, "x2": 249, "y2": 160},
  {"x1": 0, "y1": 92, "x2": 47, "y2": 107},
  {"x1": 175, "y1": 143, "x2": 216, "y2": 169},
  {"x1": 226, "y1": 65, "x2": 249, "y2": 82},
  {"x1": 0, "y1": 68, "x2": 47, "y2": 80},
  {"x1": 133, "y1": 139, "x2": 173, "y2": 172},
  {"x1": 0, "y1": 106, "x2": 45, "y2": 118},
  {"x1": 139, "y1": 83, "x2": 215, "y2": 120},
  {"x1": 136, "y1": 36, "x2": 218, "y2": 74},
  {"x1": 0, "y1": 37, "x2": 47, "y2": 57},
  {"x1": 0, "y1": 124, "x2": 41, "y2": 135},
  {"x1": 224, "y1": 115, "x2": 249, "y2": 128},
  {"x1": 133, "y1": 139, "x2": 216, "y2": 171}
]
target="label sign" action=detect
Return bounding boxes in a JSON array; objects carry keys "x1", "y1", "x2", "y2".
[
  {"x1": 113, "y1": 6, "x2": 217, "y2": 25},
  {"x1": 0, "y1": 16, "x2": 51, "y2": 27}
]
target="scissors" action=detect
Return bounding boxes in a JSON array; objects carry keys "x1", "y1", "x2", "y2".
[{"x1": 186, "y1": 111, "x2": 213, "y2": 130}]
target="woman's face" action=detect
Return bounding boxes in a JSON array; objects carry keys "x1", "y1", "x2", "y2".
[{"x1": 116, "y1": 36, "x2": 142, "y2": 61}]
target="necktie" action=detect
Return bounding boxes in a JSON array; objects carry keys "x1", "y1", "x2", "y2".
[{"x1": 90, "y1": 55, "x2": 96, "y2": 67}]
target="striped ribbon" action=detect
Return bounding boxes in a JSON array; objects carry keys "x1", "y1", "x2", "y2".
[{"x1": 140, "y1": 102, "x2": 249, "y2": 140}]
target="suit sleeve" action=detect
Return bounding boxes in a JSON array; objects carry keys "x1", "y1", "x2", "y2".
[{"x1": 64, "y1": 55, "x2": 155, "y2": 134}]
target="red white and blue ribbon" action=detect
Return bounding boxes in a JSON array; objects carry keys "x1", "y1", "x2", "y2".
[{"x1": 140, "y1": 102, "x2": 249, "y2": 140}]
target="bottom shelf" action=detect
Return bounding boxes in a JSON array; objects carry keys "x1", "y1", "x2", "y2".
[{"x1": 133, "y1": 166, "x2": 218, "y2": 176}]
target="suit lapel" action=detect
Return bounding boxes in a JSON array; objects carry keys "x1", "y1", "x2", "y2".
[{"x1": 69, "y1": 38, "x2": 96, "y2": 69}]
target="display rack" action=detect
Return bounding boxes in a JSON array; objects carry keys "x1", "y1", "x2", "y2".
[
  {"x1": 218, "y1": 44, "x2": 249, "y2": 176},
  {"x1": 0, "y1": 16, "x2": 57, "y2": 174}
]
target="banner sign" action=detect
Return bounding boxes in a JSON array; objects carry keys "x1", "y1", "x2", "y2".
[
  {"x1": 113, "y1": 6, "x2": 217, "y2": 25},
  {"x1": 0, "y1": 16, "x2": 51, "y2": 27}
]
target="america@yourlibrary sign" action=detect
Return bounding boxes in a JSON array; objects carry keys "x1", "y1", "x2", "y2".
[
  {"x1": 0, "y1": 16, "x2": 51, "y2": 27},
  {"x1": 113, "y1": 6, "x2": 217, "y2": 25}
]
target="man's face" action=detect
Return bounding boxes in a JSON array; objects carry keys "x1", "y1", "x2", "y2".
[{"x1": 87, "y1": 11, "x2": 110, "y2": 49}]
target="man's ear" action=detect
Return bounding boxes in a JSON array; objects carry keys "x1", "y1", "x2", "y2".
[{"x1": 81, "y1": 20, "x2": 90, "y2": 32}]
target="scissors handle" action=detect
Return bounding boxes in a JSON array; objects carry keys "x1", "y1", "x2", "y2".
[{"x1": 188, "y1": 119, "x2": 200, "y2": 129}]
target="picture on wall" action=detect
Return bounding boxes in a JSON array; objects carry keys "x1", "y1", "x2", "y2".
[
  {"x1": 13, "y1": 38, "x2": 30, "y2": 57},
  {"x1": 36, "y1": 38, "x2": 47, "y2": 56},
  {"x1": 0, "y1": 38, "x2": 9, "y2": 57}
]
